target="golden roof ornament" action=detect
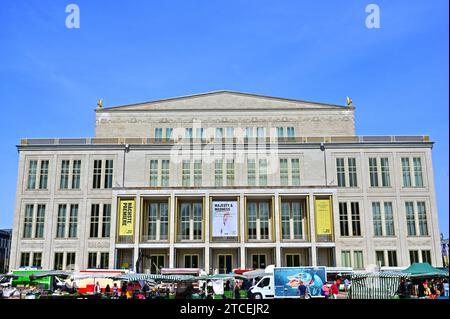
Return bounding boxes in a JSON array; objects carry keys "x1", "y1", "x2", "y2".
[
  {"x1": 97, "y1": 99, "x2": 103, "y2": 108},
  {"x1": 346, "y1": 96, "x2": 353, "y2": 106}
]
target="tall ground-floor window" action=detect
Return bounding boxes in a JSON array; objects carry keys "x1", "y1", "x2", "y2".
[
  {"x1": 247, "y1": 200, "x2": 271, "y2": 241},
  {"x1": 184, "y1": 255, "x2": 199, "y2": 268},
  {"x1": 251, "y1": 254, "x2": 267, "y2": 269},
  {"x1": 178, "y1": 201, "x2": 203, "y2": 241}
]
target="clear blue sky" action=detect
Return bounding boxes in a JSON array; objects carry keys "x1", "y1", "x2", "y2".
[{"x1": 0, "y1": 0, "x2": 448, "y2": 236}]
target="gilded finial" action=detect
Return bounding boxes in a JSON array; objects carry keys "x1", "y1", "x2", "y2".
[
  {"x1": 346, "y1": 96, "x2": 353, "y2": 106},
  {"x1": 97, "y1": 99, "x2": 103, "y2": 108}
]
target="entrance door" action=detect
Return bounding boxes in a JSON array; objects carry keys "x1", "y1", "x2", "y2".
[{"x1": 218, "y1": 254, "x2": 232, "y2": 274}]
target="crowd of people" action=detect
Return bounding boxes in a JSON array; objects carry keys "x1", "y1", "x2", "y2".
[{"x1": 397, "y1": 278, "x2": 448, "y2": 299}]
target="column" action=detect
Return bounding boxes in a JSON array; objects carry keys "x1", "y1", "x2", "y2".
[
  {"x1": 169, "y1": 193, "x2": 176, "y2": 268},
  {"x1": 274, "y1": 193, "x2": 281, "y2": 266},
  {"x1": 133, "y1": 193, "x2": 141, "y2": 271},
  {"x1": 240, "y1": 193, "x2": 246, "y2": 269},
  {"x1": 204, "y1": 193, "x2": 210, "y2": 273},
  {"x1": 309, "y1": 193, "x2": 317, "y2": 266}
]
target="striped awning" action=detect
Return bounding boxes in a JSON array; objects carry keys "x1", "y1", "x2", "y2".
[
  {"x1": 348, "y1": 272, "x2": 407, "y2": 299},
  {"x1": 196, "y1": 274, "x2": 247, "y2": 280},
  {"x1": 117, "y1": 273, "x2": 196, "y2": 282}
]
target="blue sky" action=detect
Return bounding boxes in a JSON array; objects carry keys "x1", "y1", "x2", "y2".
[{"x1": 0, "y1": 0, "x2": 448, "y2": 236}]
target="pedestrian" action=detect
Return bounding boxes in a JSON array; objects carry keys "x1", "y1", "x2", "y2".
[
  {"x1": 330, "y1": 281, "x2": 339, "y2": 299},
  {"x1": 225, "y1": 280, "x2": 231, "y2": 291},
  {"x1": 94, "y1": 282, "x2": 102, "y2": 295},
  {"x1": 126, "y1": 282, "x2": 134, "y2": 299},
  {"x1": 105, "y1": 284, "x2": 111, "y2": 296},
  {"x1": 112, "y1": 283, "x2": 118, "y2": 299},
  {"x1": 120, "y1": 282, "x2": 127, "y2": 298},
  {"x1": 234, "y1": 282, "x2": 240, "y2": 299},
  {"x1": 418, "y1": 281, "x2": 426, "y2": 298},
  {"x1": 321, "y1": 283, "x2": 330, "y2": 299},
  {"x1": 298, "y1": 281, "x2": 307, "y2": 299},
  {"x1": 344, "y1": 278, "x2": 350, "y2": 293}
]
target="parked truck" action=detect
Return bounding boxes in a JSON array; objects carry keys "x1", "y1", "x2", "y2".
[{"x1": 250, "y1": 266, "x2": 327, "y2": 299}]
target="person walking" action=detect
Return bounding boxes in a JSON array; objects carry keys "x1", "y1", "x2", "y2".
[
  {"x1": 112, "y1": 283, "x2": 118, "y2": 299},
  {"x1": 104, "y1": 284, "x2": 111, "y2": 297},
  {"x1": 330, "y1": 281, "x2": 339, "y2": 299},
  {"x1": 234, "y1": 282, "x2": 240, "y2": 299},
  {"x1": 120, "y1": 282, "x2": 127, "y2": 299},
  {"x1": 94, "y1": 282, "x2": 102, "y2": 295},
  {"x1": 344, "y1": 278, "x2": 350, "y2": 293},
  {"x1": 298, "y1": 281, "x2": 307, "y2": 299}
]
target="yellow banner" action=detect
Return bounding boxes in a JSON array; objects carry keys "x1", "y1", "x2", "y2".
[
  {"x1": 315, "y1": 198, "x2": 333, "y2": 235},
  {"x1": 119, "y1": 199, "x2": 135, "y2": 236}
]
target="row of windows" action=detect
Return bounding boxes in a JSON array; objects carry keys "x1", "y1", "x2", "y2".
[
  {"x1": 338, "y1": 201, "x2": 429, "y2": 238},
  {"x1": 341, "y1": 249, "x2": 432, "y2": 269},
  {"x1": 20, "y1": 251, "x2": 109, "y2": 269},
  {"x1": 154, "y1": 126, "x2": 296, "y2": 141},
  {"x1": 336, "y1": 156, "x2": 424, "y2": 188}
]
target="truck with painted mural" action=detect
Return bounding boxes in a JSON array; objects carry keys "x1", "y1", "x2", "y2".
[{"x1": 250, "y1": 266, "x2": 327, "y2": 299}]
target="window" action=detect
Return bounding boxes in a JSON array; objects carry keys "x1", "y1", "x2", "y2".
[
  {"x1": 339, "y1": 202, "x2": 349, "y2": 237},
  {"x1": 72, "y1": 160, "x2": 81, "y2": 189},
  {"x1": 154, "y1": 128, "x2": 163, "y2": 142},
  {"x1": 348, "y1": 158, "x2": 358, "y2": 187},
  {"x1": 161, "y1": 160, "x2": 170, "y2": 187},
  {"x1": 279, "y1": 159, "x2": 288, "y2": 186},
  {"x1": 66, "y1": 252, "x2": 76, "y2": 269},
  {"x1": 35, "y1": 205, "x2": 45, "y2": 238},
  {"x1": 259, "y1": 159, "x2": 267, "y2": 186},
  {"x1": 54, "y1": 252, "x2": 64, "y2": 270},
  {"x1": 380, "y1": 158, "x2": 390, "y2": 187},
  {"x1": 417, "y1": 202, "x2": 428, "y2": 236},
  {"x1": 56, "y1": 205, "x2": 67, "y2": 238},
  {"x1": 20, "y1": 252, "x2": 30, "y2": 267},
  {"x1": 104, "y1": 160, "x2": 113, "y2": 188},
  {"x1": 150, "y1": 159, "x2": 170, "y2": 187},
  {"x1": 90, "y1": 204, "x2": 100, "y2": 238},
  {"x1": 375, "y1": 251, "x2": 385, "y2": 267},
  {"x1": 27, "y1": 160, "x2": 38, "y2": 189},
  {"x1": 409, "y1": 250, "x2": 419, "y2": 264},
  {"x1": 341, "y1": 251, "x2": 351, "y2": 267},
  {"x1": 196, "y1": 128, "x2": 204, "y2": 140},
  {"x1": 149, "y1": 255, "x2": 165, "y2": 274},
  {"x1": 369, "y1": 158, "x2": 379, "y2": 187},
  {"x1": 247, "y1": 159, "x2": 256, "y2": 186},
  {"x1": 165, "y1": 128, "x2": 173, "y2": 142},
  {"x1": 194, "y1": 160, "x2": 202, "y2": 186},
  {"x1": 102, "y1": 204, "x2": 111, "y2": 238},
  {"x1": 336, "y1": 158, "x2": 346, "y2": 187},
  {"x1": 23, "y1": 204, "x2": 34, "y2": 238},
  {"x1": 226, "y1": 127, "x2": 234, "y2": 141},
  {"x1": 215, "y1": 160, "x2": 223, "y2": 187},
  {"x1": 179, "y1": 202, "x2": 203, "y2": 241},
  {"x1": 60, "y1": 160, "x2": 70, "y2": 189},
  {"x1": 388, "y1": 251, "x2": 398, "y2": 267},
  {"x1": 184, "y1": 255, "x2": 199, "y2": 268},
  {"x1": 226, "y1": 160, "x2": 235, "y2": 186},
  {"x1": 384, "y1": 202, "x2": 395, "y2": 236},
  {"x1": 182, "y1": 160, "x2": 190, "y2": 187},
  {"x1": 354, "y1": 251, "x2": 364, "y2": 269},
  {"x1": 185, "y1": 128, "x2": 192, "y2": 139},
  {"x1": 93, "y1": 160, "x2": 102, "y2": 189},
  {"x1": 32, "y1": 252, "x2": 42, "y2": 267},
  {"x1": 100, "y1": 252, "x2": 109, "y2": 269},
  {"x1": 285, "y1": 254, "x2": 301, "y2": 267},
  {"x1": 401, "y1": 158, "x2": 412, "y2": 187},
  {"x1": 247, "y1": 201, "x2": 271, "y2": 240},
  {"x1": 281, "y1": 201, "x2": 306, "y2": 240},
  {"x1": 244, "y1": 127, "x2": 253, "y2": 142},
  {"x1": 405, "y1": 202, "x2": 416, "y2": 236},
  {"x1": 256, "y1": 127, "x2": 265, "y2": 141},
  {"x1": 276, "y1": 127, "x2": 284, "y2": 141},
  {"x1": 372, "y1": 202, "x2": 383, "y2": 236},
  {"x1": 88, "y1": 252, "x2": 97, "y2": 268},
  {"x1": 413, "y1": 158, "x2": 423, "y2": 187},
  {"x1": 39, "y1": 160, "x2": 49, "y2": 189},
  {"x1": 146, "y1": 202, "x2": 169, "y2": 241},
  {"x1": 215, "y1": 128, "x2": 223, "y2": 140},
  {"x1": 291, "y1": 159, "x2": 300, "y2": 186},
  {"x1": 421, "y1": 250, "x2": 431, "y2": 264},
  {"x1": 252, "y1": 254, "x2": 267, "y2": 269},
  {"x1": 90, "y1": 204, "x2": 110, "y2": 238},
  {"x1": 69, "y1": 204, "x2": 78, "y2": 238},
  {"x1": 351, "y1": 202, "x2": 361, "y2": 236},
  {"x1": 150, "y1": 160, "x2": 158, "y2": 186},
  {"x1": 287, "y1": 127, "x2": 295, "y2": 140}
]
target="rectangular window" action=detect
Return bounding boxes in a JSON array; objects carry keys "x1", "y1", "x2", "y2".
[
  {"x1": 32, "y1": 252, "x2": 42, "y2": 267},
  {"x1": 276, "y1": 127, "x2": 284, "y2": 140},
  {"x1": 421, "y1": 250, "x2": 431, "y2": 264},
  {"x1": 193, "y1": 202, "x2": 202, "y2": 240},
  {"x1": 148, "y1": 203, "x2": 158, "y2": 240},
  {"x1": 161, "y1": 160, "x2": 170, "y2": 187},
  {"x1": 150, "y1": 160, "x2": 158, "y2": 187},
  {"x1": 194, "y1": 160, "x2": 202, "y2": 186},
  {"x1": 185, "y1": 128, "x2": 192, "y2": 139},
  {"x1": 182, "y1": 160, "x2": 190, "y2": 187},
  {"x1": 102, "y1": 204, "x2": 111, "y2": 238},
  {"x1": 72, "y1": 160, "x2": 81, "y2": 189},
  {"x1": 372, "y1": 202, "x2": 382, "y2": 237},
  {"x1": 154, "y1": 128, "x2": 163, "y2": 142},
  {"x1": 256, "y1": 127, "x2": 265, "y2": 141},
  {"x1": 387, "y1": 251, "x2": 398, "y2": 267},
  {"x1": 341, "y1": 251, "x2": 351, "y2": 267},
  {"x1": 280, "y1": 159, "x2": 288, "y2": 186},
  {"x1": 348, "y1": 158, "x2": 357, "y2": 187},
  {"x1": 60, "y1": 160, "x2": 70, "y2": 189},
  {"x1": 402, "y1": 158, "x2": 412, "y2": 187},
  {"x1": 417, "y1": 201, "x2": 428, "y2": 236},
  {"x1": 287, "y1": 127, "x2": 295, "y2": 140},
  {"x1": 405, "y1": 202, "x2": 416, "y2": 236},
  {"x1": 93, "y1": 160, "x2": 102, "y2": 189},
  {"x1": 247, "y1": 201, "x2": 271, "y2": 240},
  {"x1": 339, "y1": 202, "x2": 349, "y2": 236},
  {"x1": 247, "y1": 159, "x2": 256, "y2": 186},
  {"x1": 39, "y1": 160, "x2": 49, "y2": 189},
  {"x1": 88, "y1": 252, "x2": 97, "y2": 268},
  {"x1": 56, "y1": 204, "x2": 67, "y2": 238},
  {"x1": 413, "y1": 157, "x2": 423, "y2": 187},
  {"x1": 100, "y1": 252, "x2": 109, "y2": 269},
  {"x1": 69, "y1": 204, "x2": 78, "y2": 238},
  {"x1": 380, "y1": 158, "x2": 390, "y2": 187},
  {"x1": 409, "y1": 250, "x2": 419, "y2": 264},
  {"x1": 369, "y1": 158, "x2": 379, "y2": 187},
  {"x1": 247, "y1": 202, "x2": 257, "y2": 240},
  {"x1": 252, "y1": 254, "x2": 266, "y2": 269},
  {"x1": 375, "y1": 251, "x2": 385, "y2": 267},
  {"x1": 384, "y1": 202, "x2": 395, "y2": 236},
  {"x1": 20, "y1": 252, "x2": 30, "y2": 267},
  {"x1": 90, "y1": 204, "x2": 100, "y2": 238},
  {"x1": 104, "y1": 160, "x2": 113, "y2": 188},
  {"x1": 179, "y1": 202, "x2": 203, "y2": 241},
  {"x1": 196, "y1": 128, "x2": 204, "y2": 140},
  {"x1": 27, "y1": 160, "x2": 38, "y2": 189},
  {"x1": 281, "y1": 201, "x2": 305, "y2": 240},
  {"x1": 215, "y1": 128, "x2": 223, "y2": 140},
  {"x1": 286, "y1": 254, "x2": 301, "y2": 267},
  {"x1": 165, "y1": 128, "x2": 173, "y2": 142},
  {"x1": 291, "y1": 159, "x2": 300, "y2": 186},
  {"x1": 54, "y1": 252, "x2": 64, "y2": 270},
  {"x1": 23, "y1": 204, "x2": 34, "y2": 238},
  {"x1": 336, "y1": 158, "x2": 346, "y2": 187},
  {"x1": 244, "y1": 127, "x2": 253, "y2": 142},
  {"x1": 184, "y1": 255, "x2": 199, "y2": 268},
  {"x1": 160, "y1": 203, "x2": 169, "y2": 240},
  {"x1": 66, "y1": 252, "x2": 76, "y2": 269},
  {"x1": 354, "y1": 251, "x2": 364, "y2": 269},
  {"x1": 259, "y1": 159, "x2": 267, "y2": 186},
  {"x1": 215, "y1": 160, "x2": 223, "y2": 187},
  {"x1": 281, "y1": 202, "x2": 290, "y2": 240},
  {"x1": 35, "y1": 204, "x2": 45, "y2": 238},
  {"x1": 351, "y1": 202, "x2": 361, "y2": 236},
  {"x1": 226, "y1": 160, "x2": 235, "y2": 186}
]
